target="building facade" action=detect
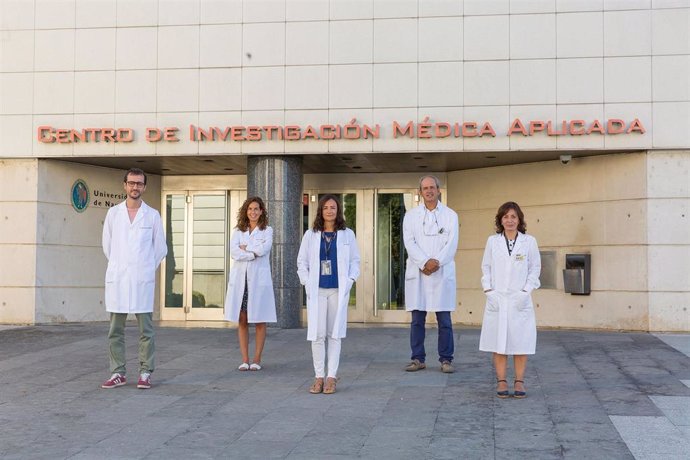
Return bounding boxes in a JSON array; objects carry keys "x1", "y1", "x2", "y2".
[{"x1": 0, "y1": 0, "x2": 688, "y2": 331}]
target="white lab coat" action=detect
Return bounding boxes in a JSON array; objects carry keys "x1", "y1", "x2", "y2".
[
  {"x1": 402, "y1": 202, "x2": 459, "y2": 312},
  {"x1": 297, "y1": 228, "x2": 360, "y2": 341},
  {"x1": 102, "y1": 201, "x2": 167, "y2": 313},
  {"x1": 223, "y1": 226, "x2": 277, "y2": 323},
  {"x1": 479, "y1": 232, "x2": 541, "y2": 355}
]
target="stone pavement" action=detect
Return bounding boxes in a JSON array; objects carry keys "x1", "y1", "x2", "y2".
[{"x1": 0, "y1": 324, "x2": 688, "y2": 460}]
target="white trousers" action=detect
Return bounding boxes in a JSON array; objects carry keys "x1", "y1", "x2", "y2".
[{"x1": 311, "y1": 288, "x2": 341, "y2": 379}]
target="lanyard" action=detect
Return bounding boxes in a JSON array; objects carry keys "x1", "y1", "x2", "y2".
[
  {"x1": 504, "y1": 232, "x2": 517, "y2": 256},
  {"x1": 323, "y1": 232, "x2": 336, "y2": 258}
]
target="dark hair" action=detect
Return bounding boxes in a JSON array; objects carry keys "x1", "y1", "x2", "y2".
[
  {"x1": 123, "y1": 168, "x2": 147, "y2": 185},
  {"x1": 495, "y1": 201, "x2": 526, "y2": 234},
  {"x1": 236, "y1": 196, "x2": 268, "y2": 232},
  {"x1": 312, "y1": 194, "x2": 346, "y2": 232}
]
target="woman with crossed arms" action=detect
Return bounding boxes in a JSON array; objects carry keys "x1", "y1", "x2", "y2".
[{"x1": 224, "y1": 197, "x2": 276, "y2": 371}]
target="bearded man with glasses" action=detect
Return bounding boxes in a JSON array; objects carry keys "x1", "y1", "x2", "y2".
[
  {"x1": 402, "y1": 175, "x2": 459, "y2": 374},
  {"x1": 101, "y1": 168, "x2": 167, "y2": 390}
]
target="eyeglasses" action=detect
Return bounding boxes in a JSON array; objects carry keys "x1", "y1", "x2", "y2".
[
  {"x1": 423, "y1": 209, "x2": 442, "y2": 236},
  {"x1": 126, "y1": 181, "x2": 145, "y2": 188}
]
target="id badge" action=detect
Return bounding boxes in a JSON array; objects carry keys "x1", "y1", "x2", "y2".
[{"x1": 321, "y1": 260, "x2": 332, "y2": 276}]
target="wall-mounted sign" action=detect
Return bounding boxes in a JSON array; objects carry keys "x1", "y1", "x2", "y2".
[
  {"x1": 70, "y1": 179, "x2": 89, "y2": 213},
  {"x1": 38, "y1": 117, "x2": 646, "y2": 144},
  {"x1": 70, "y1": 179, "x2": 126, "y2": 212},
  {"x1": 92, "y1": 188, "x2": 127, "y2": 208}
]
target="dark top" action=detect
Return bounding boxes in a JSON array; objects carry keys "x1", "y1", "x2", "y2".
[{"x1": 319, "y1": 231, "x2": 339, "y2": 288}]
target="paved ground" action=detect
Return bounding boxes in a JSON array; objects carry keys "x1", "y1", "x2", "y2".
[{"x1": 0, "y1": 324, "x2": 688, "y2": 460}]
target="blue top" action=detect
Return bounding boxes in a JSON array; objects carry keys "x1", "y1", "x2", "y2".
[{"x1": 319, "y1": 231, "x2": 339, "y2": 288}]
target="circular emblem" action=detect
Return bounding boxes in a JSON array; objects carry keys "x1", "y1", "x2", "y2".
[{"x1": 71, "y1": 179, "x2": 89, "y2": 213}]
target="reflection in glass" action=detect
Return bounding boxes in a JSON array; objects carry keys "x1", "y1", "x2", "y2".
[
  {"x1": 164, "y1": 195, "x2": 185, "y2": 308},
  {"x1": 376, "y1": 193, "x2": 412, "y2": 311},
  {"x1": 191, "y1": 194, "x2": 226, "y2": 308},
  {"x1": 302, "y1": 193, "x2": 310, "y2": 235},
  {"x1": 342, "y1": 193, "x2": 357, "y2": 308},
  {"x1": 302, "y1": 193, "x2": 358, "y2": 309}
]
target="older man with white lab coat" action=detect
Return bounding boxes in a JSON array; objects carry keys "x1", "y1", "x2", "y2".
[
  {"x1": 101, "y1": 168, "x2": 167, "y2": 390},
  {"x1": 403, "y1": 176, "x2": 459, "y2": 374}
]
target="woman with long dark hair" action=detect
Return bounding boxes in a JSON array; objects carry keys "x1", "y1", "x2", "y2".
[
  {"x1": 224, "y1": 197, "x2": 276, "y2": 371},
  {"x1": 297, "y1": 195, "x2": 360, "y2": 394},
  {"x1": 480, "y1": 202, "x2": 541, "y2": 398}
]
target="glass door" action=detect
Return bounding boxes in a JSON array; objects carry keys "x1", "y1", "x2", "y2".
[
  {"x1": 161, "y1": 191, "x2": 230, "y2": 321},
  {"x1": 368, "y1": 190, "x2": 416, "y2": 323},
  {"x1": 300, "y1": 191, "x2": 366, "y2": 323}
]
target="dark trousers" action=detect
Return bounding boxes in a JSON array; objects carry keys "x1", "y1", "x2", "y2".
[{"x1": 410, "y1": 310, "x2": 454, "y2": 363}]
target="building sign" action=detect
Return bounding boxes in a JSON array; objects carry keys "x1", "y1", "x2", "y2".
[
  {"x1": 70, "y1": 179, "x2": 126, "y2": 212},
  {"x1": 70, "y1": 179, "x2": 89, "y2": 213},
  {"x1": 38, "y1": 118, "x2": 645, "y2": 144}
]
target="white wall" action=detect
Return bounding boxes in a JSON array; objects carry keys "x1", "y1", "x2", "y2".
[{"x1": 1, "y1": 0, "x2": 688, "y2": 158}]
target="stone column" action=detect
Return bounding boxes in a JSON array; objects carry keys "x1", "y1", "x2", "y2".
[{"x1": 247, "y1": 156, "x2": 303, "y2": 328}]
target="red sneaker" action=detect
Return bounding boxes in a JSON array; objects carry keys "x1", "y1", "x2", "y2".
[
  {"x1": 137, "y1": 372, "x2": 152, "y2": 389},
  {"x1": 101, "y1": 373, "x2": 126, "y2": 389}
]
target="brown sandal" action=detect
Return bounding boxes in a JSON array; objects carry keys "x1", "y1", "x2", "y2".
[
  {"x1": 323, "y1": 377, "x2": 337, "y2": 394},
  {"x1": 309, "y1": 378, "x2": 324, "y2": 394}
]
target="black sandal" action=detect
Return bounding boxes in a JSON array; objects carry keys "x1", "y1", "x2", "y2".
[
  {"x1": 514, "y1": 379, "x2": 526, "y2": 399},
  {"x1": 496, "y1": 379, "x2": 509, "y2": 399}
]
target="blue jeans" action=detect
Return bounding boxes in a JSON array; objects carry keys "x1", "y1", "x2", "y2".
[{"x1": 410, "y1": 310, "x2": 454, "y2": 363}]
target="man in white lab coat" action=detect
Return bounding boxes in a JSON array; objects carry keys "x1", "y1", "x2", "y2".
[
  {"x1": 101, "y1": 168, "x2": 167, "y2": 389},
  {"x1": 403, "y1": 176, "x2": 459, "y2": 374}
]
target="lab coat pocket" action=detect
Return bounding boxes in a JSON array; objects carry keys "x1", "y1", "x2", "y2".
[
  {"x1": 405, "y1": 260, "x2": 419, "y2": 280},
  {"x1": 139, "y1": 226, "x2": 153, "y2": 242},
  {"x1": 516, "y1": 291, "x2": 532, "y2": 312},
  {"x1": 258, "y1": 267, "x2": 272, "y2": 286},
  {"x1": 251, "y1": 238, "x2": 266, "y2": 250},
  {"x1": 485, "y1": 291, "x2": 500, "y2": 313},
  {"x1": 138, "y1": 262, "x2": 155, "y2": 282},
  {"x1": 105, "y1": 264, "x2": 118, "y2": 282},
  {"x1": 346, "y1": 277, "x2": 354, "y2": 293}
]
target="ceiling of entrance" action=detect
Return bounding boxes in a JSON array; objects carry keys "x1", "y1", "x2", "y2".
[{"x1": 62, "y1": 150, "x2": 637, "y2": 175}]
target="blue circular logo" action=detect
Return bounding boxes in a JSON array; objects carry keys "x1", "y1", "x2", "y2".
[{"x1": 71, "y1": 179, "x2": 89, "y2": 213}]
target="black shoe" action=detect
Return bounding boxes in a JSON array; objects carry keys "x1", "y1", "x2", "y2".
[
  {"x1": 513, "y1": 379, "x2": 526, "y2": 398},
  {"x1": 496, "y1": 379, "x2": 509, "y2": 398}
]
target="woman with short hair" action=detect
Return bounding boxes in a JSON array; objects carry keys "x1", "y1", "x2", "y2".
[{"x1": 480, "y1": 201, "x2": 541, "y2": 398}]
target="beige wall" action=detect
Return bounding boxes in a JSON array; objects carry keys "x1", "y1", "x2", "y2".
[
  {"x1": 0, "y1": 159, "x2": 161, "y2": 324},
  {"x1": 0, "y1": 159, "x2": 38, "y2": 323},
  {"x1": 2, "y1": 154, "x2": 688, "y2": 330},
  {"x1": 646, "y1": 151, "x2": 690, "y2": 331},
  {"x1": 448, "y1": 151, "x2": 689, "y2": 332}
]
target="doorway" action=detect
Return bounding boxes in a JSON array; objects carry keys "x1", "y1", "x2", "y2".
[
  {"x1": 160, "y1": 177, "x2": 437, "y2": 325},
  {"x1": 301, "y1": 188, "x2": 421, "y2": 324},
  {"x1": 160, "y1": 190, "x2": 244, "y2": 321}
]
